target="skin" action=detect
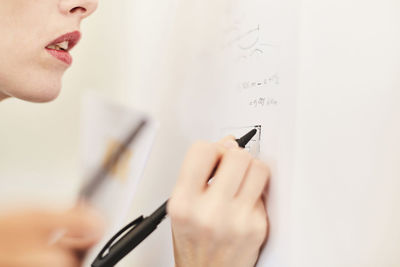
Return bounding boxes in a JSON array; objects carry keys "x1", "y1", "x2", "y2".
[
  {"x1": 0, "y1": 0, "x2": 270, "y2": 266},
  {"x1": 0, "y1": 205, "x2": 105, "y2": 267},
  {"x1": 0, "y1": 0, "x2": 97, "y2": 102},
  {"x1": 169, "y1": 136, "x2": 269, "y2": 267}
]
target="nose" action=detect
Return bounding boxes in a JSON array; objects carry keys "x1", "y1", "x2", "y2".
[{"x1": 59, "y1": 0, "x2": 98, "y2": 19}]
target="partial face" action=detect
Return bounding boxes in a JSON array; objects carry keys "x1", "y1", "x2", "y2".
[{"x1": 0, "y1": 0, "x2": 98, "y2": 102}]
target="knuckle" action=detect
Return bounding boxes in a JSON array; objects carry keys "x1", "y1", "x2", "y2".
[
  {"x1": 195, "y1": 216, "x2": 217, "y2": 238},
  {"x1": 250, "y1": 220, "x2": 268, "y2": 244},
  {"x1": 229, "y1": 216, "x2": 249, "y2": 242},
  {"x1": 224, "y1": 135, "x2": 236, "y2": 141},
  {"x1": 191, "y1": 140, "x2": 212, "y2": 151},
  {"x1": 227, "y1": 208, "x2": 267, "y2": 244},
  {"x1": 248, "y1": 214, "x2": 268, "y2": 244},
  {"x1": 167, "y1": 198, "x2": 191, "y2": 223},
  {"x1": 218, "y1": 135, "x2": 236, "y2": 144},
  {"x1": 227, "y1": 148, "x2": 253, "y2": 163},
  {"x1": 49, "y1": 251, "x2": 79, "y2": 267},
  {"x1": 229, "y1": 220, "x2": 248, "y2": 240},
  {"x1": 192, "y1": 209, "x2": 223, "y2": 240},
  {"x1": 226, "y1": 208, "x2": 248, "y2": 239},
  {"x1": 252, "y1": 159, "x2": 270, "y2": 176},
  {"x1": 191, "y1": 140, "x2": 209, "y2": 150},
  {"x1": 190, "y1": 141, "x2": 219, "y2": 157}
]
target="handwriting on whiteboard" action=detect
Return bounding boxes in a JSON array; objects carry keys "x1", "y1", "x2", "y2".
[
  {"x1": 248, "y1": 97, "x2": 278, "y2": 108},
  {"x1": 238, "y1": 74, "x2": 280, "y2": 91}
]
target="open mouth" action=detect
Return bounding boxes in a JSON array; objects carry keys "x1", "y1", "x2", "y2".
[
  {"x1": 45, "y1": 31, "x2": 81, "y2": 65},
  {"x1": 46, "y1": 41, "x2": 70, "y2": 51}
]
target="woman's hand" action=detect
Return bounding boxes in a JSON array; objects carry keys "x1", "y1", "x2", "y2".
[
  {"x1": 0, "y1": 205, "x2": 104, "y2": 267},
  {"x1": 168, "y1": 136, "x2": 270, "y2": 267}
]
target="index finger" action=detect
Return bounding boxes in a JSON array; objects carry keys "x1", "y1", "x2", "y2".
[
  {"x1": 175, "y1": 141, "x2": 226, "y2": 196},
  {"x1": 217, "y1": 135, "x2": 239, "y2": 148}
]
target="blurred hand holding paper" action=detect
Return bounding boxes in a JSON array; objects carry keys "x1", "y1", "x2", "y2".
[{"x1": 80, "y1": 93, "x2": 158, "y2": 266}]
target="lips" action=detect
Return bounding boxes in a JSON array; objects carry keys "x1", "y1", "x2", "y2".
[{"x1": 45, "y1": 31, "x2": 81, "y2": 65}]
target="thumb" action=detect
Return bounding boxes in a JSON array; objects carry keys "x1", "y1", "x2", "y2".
[{"x1": 43, "y1": 206, "x2": 105, "y2": 247}]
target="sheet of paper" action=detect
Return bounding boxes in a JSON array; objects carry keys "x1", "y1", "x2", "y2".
[
  {"x1": 174, "y1": 0, "x2": 300, "y2": 265},
  {"x1": 80, "y1": 93, "x2": 159, "y2": 266}
]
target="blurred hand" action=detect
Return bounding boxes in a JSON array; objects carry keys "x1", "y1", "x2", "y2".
[
  {"x1": 168, "y1": 136, "x2": 269, "y2": 267},
  {"x1": 0, "y1": 205, "x2": 104, "y2": 267}
]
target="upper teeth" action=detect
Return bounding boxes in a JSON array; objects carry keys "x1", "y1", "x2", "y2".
[{"x1": 47, "y1": 41, "x2": 69, "y2": 51}]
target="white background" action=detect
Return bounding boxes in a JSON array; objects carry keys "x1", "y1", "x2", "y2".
[{"x1": 0, "y1": 0, "x2": 399, "y2": 266}]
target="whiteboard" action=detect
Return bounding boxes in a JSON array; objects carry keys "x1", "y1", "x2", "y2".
[
  {"x1": 105, "y1": 0, "x2": 400, "y2": 266},
  {"x1": 170, "y1": 0, "x2": 300, "y2": 266}
]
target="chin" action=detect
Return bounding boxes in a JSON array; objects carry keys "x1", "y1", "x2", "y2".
[
  {"x1": 32, "y1": 86, "x2": 62, "y2": 103},
  {"x1": 1, "y1": 57, "x2": 68, "y2": 103},
  {"x1": 30, "y1": 84, "x2": 62, "y2": 103},
  {"x1": 15, "y1": 66, "x2": 66, "y2": 102},
  {"x1": 11, "y1": 78, "x2": 63, "y2": 103}
]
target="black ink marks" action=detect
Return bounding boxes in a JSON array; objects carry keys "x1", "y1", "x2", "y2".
[
  {"x1": 249, "y1": 97, "x2": 278, "y2": 108},
  {"x1": 225, "y1": 24, "x2": 276, "y2": 61},
  {"x1": 239, "y1": 74, "x2": 280, "y2": 91}
]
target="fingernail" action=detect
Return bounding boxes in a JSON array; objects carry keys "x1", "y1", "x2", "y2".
[{"x1": 223, "y1": 140, "x2": 238, "y2": 149}]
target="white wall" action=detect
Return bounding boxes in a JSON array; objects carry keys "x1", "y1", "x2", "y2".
[
  {"x1": 1, "y1": 0, "x2": 400, "y2": 266},
  {"x1": 293, "y1": 1, "x2": 400, "y2": 266}
]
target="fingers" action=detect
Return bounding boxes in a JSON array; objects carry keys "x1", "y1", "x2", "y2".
[
  {"x1": 0, "y1": 208, "x2": 100, "y2": 267},
  {"x1": 57, "y1": 234, "x2": 100, "y2": 250},
  {"x1": 236, "y1": 159, "x2": 270, "y2": 206},
  {"x1": 209, "y1": 148, "x2": 252, "y2": 198},
  {"x1": 254, "y1": 198, "x2": 269, "y2": 244},
  {"x1": 217, "y1": 135, "x2": 238, "y2": 149},
  {"x1": 61, "y1": 205, "x2": 104, "y2": 241},
  {"x1": 7, "y1": 248, "x2": 80, "y2": 267},
  {"x1": 175, "y1": 135, "x2": 268, "y2": 202},
  {"x1": 175, "y1": 141, "x2": 226, "y2": 195},
  {"x1": 32, "y1": 206, "x2": 104, "y2": 247},
  {"x1": 169, "y1": 136, "x2": 270, "y2": 267},
  {"x1": 35, "y1": 249, "x2": 80, "y2": 267},
  {"x1": 54, "y1": 207, "x2": 104, "y2": 251}
]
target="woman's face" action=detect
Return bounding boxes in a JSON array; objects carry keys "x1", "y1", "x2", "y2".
[{"x1": 0, "y1": 0, "x2": 98, "y2": 102}]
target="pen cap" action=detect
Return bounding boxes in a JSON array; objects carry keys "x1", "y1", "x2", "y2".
[{"x1": 236, "y1": 129, "x2": 257, "y2": 148}]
